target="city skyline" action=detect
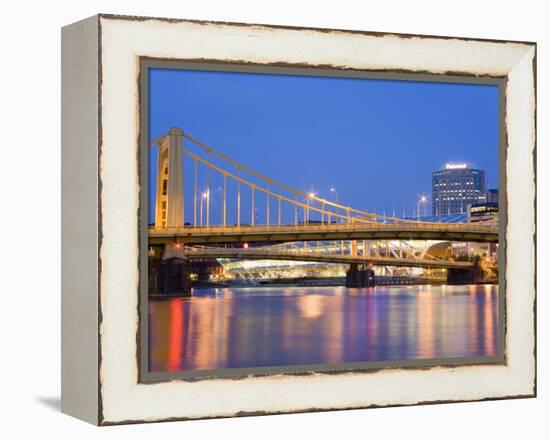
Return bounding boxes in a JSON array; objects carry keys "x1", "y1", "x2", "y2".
[{"x1": 148, "y1": 68, "x2": 499, "y2": 224}]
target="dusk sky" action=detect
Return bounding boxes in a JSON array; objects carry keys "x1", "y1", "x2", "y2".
[{"x1": 148, "y1": 68, "x2": 499, "y2": 224}]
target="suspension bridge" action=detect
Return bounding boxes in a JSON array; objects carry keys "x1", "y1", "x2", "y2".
[
  {"x1": 147, "y1": 128, "x2": 496, "y2": 294},
  {"x1": 148, "y1": 128, "x2": 498, "y2": 245}
]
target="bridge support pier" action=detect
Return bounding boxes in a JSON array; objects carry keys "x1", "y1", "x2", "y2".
[
  {"x1": 196, "y1": 264, "x2": 211, "y2": 283},
  {"x1": 447, "y1": 256, "x2": 483, "y2": 285},
  {"x1": 346, "y1": 263, "x2": 375, "y2": 288},
  {"x1": 152, "y1": 257, "x2": 192, "y2": 296}
]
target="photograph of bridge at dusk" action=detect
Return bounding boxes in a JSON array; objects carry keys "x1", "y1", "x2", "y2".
[{"x1": 144, "y1": 66, "x2": 501, "y2": 375}]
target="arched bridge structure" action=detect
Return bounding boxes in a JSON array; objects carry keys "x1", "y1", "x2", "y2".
[
  {"x1": 180, "y1": 246, "x2": 474, "y2": 270},
  {"x1": 148, "y1": 127, "x2": 498, "y2": 246},
  {"x1": 149, "y1": 222, "x2": 497, "y2": 245}
]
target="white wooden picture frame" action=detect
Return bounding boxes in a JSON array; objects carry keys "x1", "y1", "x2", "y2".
[{"x1": 61, "y1": 14, "x2": 536, "y2": 425}]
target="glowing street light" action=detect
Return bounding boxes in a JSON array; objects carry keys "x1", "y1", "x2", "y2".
[
  {"x1": 330, "y1": 187, "x2": 339, "y2": 203},
  {"x1": 306, "y1": 191, "x2": 316, "y2": 224},
  {"x1": 417, "y1": 195, "x2": 427, "y2": 221},
  {"x1": 200, "y1": 190, "x2": 209, "y2": 227},
  {"x1": 330, "y1": 187, "x2": 340, "y2": 225}
]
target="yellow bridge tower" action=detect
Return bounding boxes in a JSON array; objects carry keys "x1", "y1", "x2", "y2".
[{"x1": 155, "y1": 127, "x2": 184, "y2": 228}]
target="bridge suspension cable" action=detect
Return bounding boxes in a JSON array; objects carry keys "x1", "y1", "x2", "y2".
[
  {"x1": 149, "y1": 129, "x2": 499, "y2": 234},
  {"x1": 180, "y1": 131, "x2": 425, "y2": 223},
  {"x1": 178, "y1": 145, "x2": 372, "y2": 225},
  {"x1": 150, "y1": 129, "x2": 436, "y2": 226}
]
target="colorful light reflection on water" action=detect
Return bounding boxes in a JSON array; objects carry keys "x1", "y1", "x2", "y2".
[{"x1": 148, "y1": 285, "x2": 499, "y2": 372}]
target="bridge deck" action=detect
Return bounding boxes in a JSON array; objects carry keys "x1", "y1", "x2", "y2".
[
  {"x1": 149, "y1": 223, "x2": 498, "y2": 245},
  {"x1": 182, "y1": 247, "x2": 473, "y2": 269}
]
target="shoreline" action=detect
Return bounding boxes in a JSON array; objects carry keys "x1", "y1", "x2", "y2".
[{"x1": 149, "y1": 279, "x2": 498, "y2": 298}]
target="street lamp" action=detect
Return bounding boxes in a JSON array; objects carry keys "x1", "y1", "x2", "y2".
[
  {"x1": 306, "y1": 191, "x2": 316, "y2": 224},
  {"x1": 200, "y1": 191, "x2": 209, "y2": 227},
  {"x1": 330, "y1": 187, "x2": 345, "y2": 252},
  {"x1": 330, "y1": 187, "x2": 339, "y2": 203},
  {"x1": 330, "y1": 187, "x2": 339, "y2": 224},
  {"x1": 417, "y1": 195, "x2": 427, "y2": 221}
]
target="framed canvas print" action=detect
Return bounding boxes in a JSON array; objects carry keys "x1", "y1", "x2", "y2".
[{"x1": 61, "y1": 14, "x2": 536, "y2": 425}]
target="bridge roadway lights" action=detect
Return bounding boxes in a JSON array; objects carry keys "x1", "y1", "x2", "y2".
[
  {"x1": 346, "y1": 263, "x2": 375, "y2": 288},
  {"x1": 446, "y1": 255, "x2": 484, "y2": 285},
  {"x1": 152, "y1": 257, "x2": 192, "y2": 296}
]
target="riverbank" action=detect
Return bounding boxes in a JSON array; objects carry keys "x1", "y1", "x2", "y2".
[{"x1": 190, "y1": 276, "x2": 475, "y2": 289}]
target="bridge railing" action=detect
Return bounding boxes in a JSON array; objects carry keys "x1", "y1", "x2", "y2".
[{"x1": 149, "y1": 221, "x2": 498, "y2": 235}]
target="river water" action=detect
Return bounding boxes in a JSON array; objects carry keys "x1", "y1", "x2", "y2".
[{"x1": 148, "y1": 284, "x2": 499, "y2": 372}]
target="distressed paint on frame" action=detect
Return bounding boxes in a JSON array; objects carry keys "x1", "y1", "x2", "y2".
[{"x1": 91, "y1": 14, "x2": 535, "y2": 425}]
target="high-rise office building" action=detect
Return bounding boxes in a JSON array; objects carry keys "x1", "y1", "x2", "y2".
[{"x1": 432, "y1": 163, "x2": 487, "y2": 216}]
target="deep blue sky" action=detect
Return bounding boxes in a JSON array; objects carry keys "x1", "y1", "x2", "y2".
[{"x1": 148, "y1": 68, "x2": 499, "y2": 224}]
